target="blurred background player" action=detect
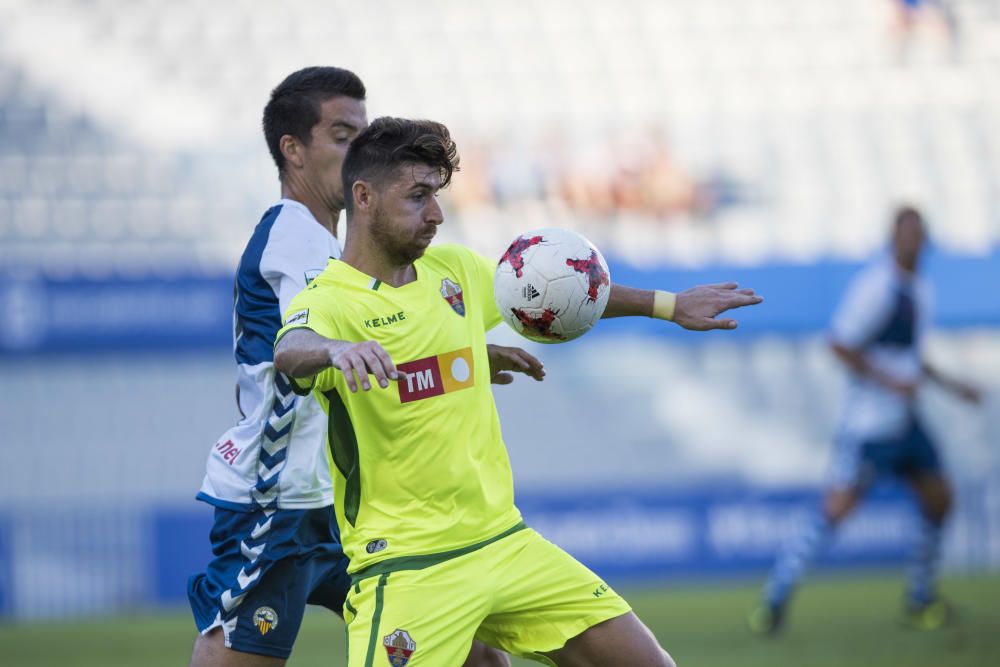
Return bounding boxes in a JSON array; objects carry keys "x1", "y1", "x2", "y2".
[
  {"x1": 749, "y1": 206, "x2": 982, "y2": 635},
  {"x1": 186, "y1": 67, "x2": 508, "y2": 667}
]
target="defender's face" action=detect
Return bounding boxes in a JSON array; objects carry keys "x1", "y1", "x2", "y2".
[
  {"x1": 370, "y1": 163, "x2": 445, "y2": 263},
  {"x1": 301, "y1": 96, "x2": 368, "y2": 209}
]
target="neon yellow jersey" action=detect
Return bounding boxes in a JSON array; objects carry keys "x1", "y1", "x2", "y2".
[{"x1": 276, "y1": 244, "x2": 522, "y2": 572}]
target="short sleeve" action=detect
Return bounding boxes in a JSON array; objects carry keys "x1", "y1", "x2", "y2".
[
  {"x1": 275, "y1": 284, "x2": 341, "y2": 394},
  {"x1": 259, "y1": 224, "x2": 312, "y2": 317},
  {"x1": 469, "y1": 249, "x2": 503, "y2": 330},
  {"x1": 829, "y1": 266, "x2": 893, "y2": 349}
]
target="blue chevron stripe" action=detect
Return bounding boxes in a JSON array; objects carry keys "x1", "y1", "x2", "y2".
[
  {"x1": 253, "y1": 499, "x2": 278, "y2": 512},
  {"x1": 255, "y1": 473, "x2": 280, "y2": 493},
  {"x1": 263, "y1": 421, "x2": 293, "y2": 442},
  {"x1": 259, "y1": 446, "x2": 288, "y2": 471},
  {"x1": 271, "y1": 396, "x2": 295, "y2": 418},
  {"x1": 274, "y1": 372, "x2": 293, "y2": 397}
]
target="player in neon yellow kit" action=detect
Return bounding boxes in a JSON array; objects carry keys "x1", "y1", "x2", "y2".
[{"x1": 274, "y1": 117, "x2": 762, "y2": 666}]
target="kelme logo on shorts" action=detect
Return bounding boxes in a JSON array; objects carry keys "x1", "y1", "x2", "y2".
[
  {"x1": 253, "y1": 606, "x2": 278, "y2": 636},
  {"x1": 397, "y1": 347, "x2": 475, "y2": 404},
  {"x1": 366, "y1": 538, "x2": 388, "y2": 554},
  {"x1": 383, "y1": 628, "x2": 416, "y2": 667}
]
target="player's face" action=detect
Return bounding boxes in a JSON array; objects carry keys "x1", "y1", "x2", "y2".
[
  {"x1": 369, "y1": 163, "x2": 444, "y2": 264},
  {"x1": 302, "y1": 96, "x2": 367, "y2": 210},
  {"x1": 894, "y1": 217, "x2": 925, "y2": 269}
]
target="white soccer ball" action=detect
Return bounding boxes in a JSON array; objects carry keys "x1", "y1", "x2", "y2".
[{"x1": 494, "y1": 227, "x2": 611, "y2": 343}]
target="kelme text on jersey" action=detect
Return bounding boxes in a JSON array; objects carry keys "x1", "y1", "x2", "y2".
[{"x1": 364, "y1": 311, "x2": 406, "y2": 329}]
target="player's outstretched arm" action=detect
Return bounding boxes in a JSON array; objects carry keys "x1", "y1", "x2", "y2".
[
  {"x1": 487, "y1": 344, "x2": 545, "y2": 385},
  {"x1": 603, "y1": 283, "x2": 763, "y2": 330},
  {"x1": 923, "y1": 362, "x2": 982, "y2": 404},
  {"x1": 830, "y1": 341, "x2": 917, "y2": 397},
  {"x1": 274, "y1": 328, "x2": 401, "y2": 392}
]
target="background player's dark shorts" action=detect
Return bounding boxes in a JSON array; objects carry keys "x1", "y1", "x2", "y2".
[
  {"x1": 187, "y1": 505, "x2": 350, "y2": 659},
  {"x1": 834, "y1": 418, "x2": 944, "y2": 488}
]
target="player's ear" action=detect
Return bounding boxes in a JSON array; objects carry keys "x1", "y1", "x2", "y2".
[
  {"x1": 280, "y1": 134, "x2": 305, "y2": 170},
  {"x1": 353, "y1": 180, "x2": 374, "y2": 212}
]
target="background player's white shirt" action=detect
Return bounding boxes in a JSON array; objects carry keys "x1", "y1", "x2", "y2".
[
  {"x1": 830, "y1": 254, "x2": 932, "y2": 441},
  {"x1": 198, "y1": 199, "x2": 339, "y2": 510}
]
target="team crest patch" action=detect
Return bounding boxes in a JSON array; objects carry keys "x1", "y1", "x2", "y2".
[
  {"x1": 253, "y1": 606, "x2": 278, "y2": 636},
  {"x1": 383, "y1": 628, "x2": 416, "y2": 666},
  {"x1": 440, "y1": 278, "x2": 465, "y2": 317}
]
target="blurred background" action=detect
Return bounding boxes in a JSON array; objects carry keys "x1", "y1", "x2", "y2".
[{"x1": 1, "y1": 0, "x2": 999, "y2": 665}]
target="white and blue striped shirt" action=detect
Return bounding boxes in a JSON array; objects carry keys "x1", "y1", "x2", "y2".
[{"x1": 198, "y1": 199, "x2": 340, "y2": 510}]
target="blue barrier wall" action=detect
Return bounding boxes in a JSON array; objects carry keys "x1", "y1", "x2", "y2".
[
  {"x1": 138, "y1": 483, "x2": 996, "y2": 609},
  {"x1": 2, "y1": 250, "x2": 997, "y2": 356}
]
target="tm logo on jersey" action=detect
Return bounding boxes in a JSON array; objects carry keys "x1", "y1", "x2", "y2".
[{"x1": 397, "y1": 347, "x2": 474, "y2": 404}]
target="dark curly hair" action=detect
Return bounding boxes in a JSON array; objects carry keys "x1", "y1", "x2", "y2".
[{"x1": 341, "y1": 117, "x2": 460, "y2": 215}]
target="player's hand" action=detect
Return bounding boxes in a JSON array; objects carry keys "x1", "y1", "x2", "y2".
[
  {"x1": 487, "y1": 344, "x2": 545, "y2": 384},
  {"x1": 328, "y1": 340, "x2": 405, "y2": 392},
  {"x1": 672, "y1": 282, "x2": 763, "y2": 331}
]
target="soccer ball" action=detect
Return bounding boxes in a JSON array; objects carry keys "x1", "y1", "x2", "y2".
[{"x1": 494, "y1": 227, "x2": 611, "y2": 343}]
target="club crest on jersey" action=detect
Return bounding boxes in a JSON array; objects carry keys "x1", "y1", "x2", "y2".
[
  {"x1": 253, "y1": 607, "x2": 278, "y2": 636},
  {"x1": 440, "y1": 278, "x2": 465, "y2": 317},
  {"x1": 383, "y1": 628, "x2": 416, "y2": 666}
]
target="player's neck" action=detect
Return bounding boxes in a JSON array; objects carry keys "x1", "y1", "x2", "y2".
[
  {"x1": 342, "y1": 236, "x2": 417, "y2": 287},
  {"x1": 894, "y1": 254, "x2": 919, "y2": 276},
  {"x1": 280, "y1": 180, "x2": 340, "y2": 238}
]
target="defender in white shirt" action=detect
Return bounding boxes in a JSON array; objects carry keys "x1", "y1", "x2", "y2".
[
  {"x1": 749, "y1": 207, "x2": 981, "y2": 635},
  {"x1": 186, "y1": 67, "x2": 367, "y2": 666}
]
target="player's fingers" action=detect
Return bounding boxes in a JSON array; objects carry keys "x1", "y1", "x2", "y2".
[
  {"x1": 511, "y1": 348, "x2": 544, "y2": 373},
  {"x1": 517, "y1": 351, "x2": 546, "y2": 380},
  {"x1": 722, "y1": 292, "x2": 763, "y2": 310},
  {"x1": 370, "y1": 344, "x2": 402, "y2": 381},
  {"x1": 691, "y1": 316, "x2": 737, "y2": 331},
  {"x1": 348, "y1": 355, "x2": 372, "y2": 391},
  {"x1": 340, "y1": 364, "x2": 359, "y2": 393},
  {"x1": 360, "y1": 349, "x2": 391, "y2": 388},
  {"x1": 707, "y1": 282, "x2": 739, "y2": 290},
  {"x1": 737, "y1": 288, "x2": 756, "y2": 296},
  {"x1": 504, "y1": 351, "x2": 530, "y2": 370},
  {"x1": 491, "y1": 372, "x2": 514, "y2": 385}
]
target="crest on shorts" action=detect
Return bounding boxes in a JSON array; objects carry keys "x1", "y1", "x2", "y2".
[
  {"x1": 383, "y1": 628, "x2": 416, "y2": 666},
  {"x1": 440, "y1": 278, "x2": 465, "y2": 317},
  {"x1": 253, "y1": 606, "x2": 278, "y2": 636}
]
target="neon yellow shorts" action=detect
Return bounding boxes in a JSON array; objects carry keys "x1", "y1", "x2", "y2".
[{"x1": 343, "y1": 524, "x2": 631, "y2": 666}]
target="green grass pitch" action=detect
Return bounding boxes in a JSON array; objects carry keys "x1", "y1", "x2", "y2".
[{"x1": 2, "y1": 573, "x2": 998, "y2": 666}]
